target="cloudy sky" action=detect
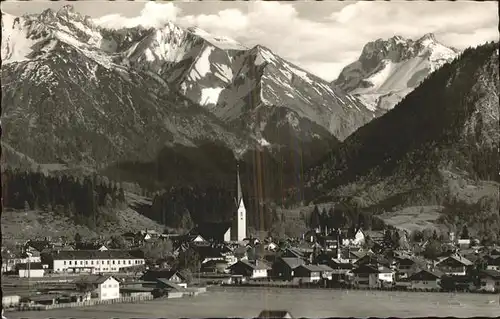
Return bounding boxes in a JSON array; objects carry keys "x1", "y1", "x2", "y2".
[{"x1": 2, "y1": 0, "x2": 498, "y2": 81}]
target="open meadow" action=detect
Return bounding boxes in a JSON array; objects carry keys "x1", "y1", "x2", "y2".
[{"x1": 7, "y1": 286, "x2": 499, "y2": 318}]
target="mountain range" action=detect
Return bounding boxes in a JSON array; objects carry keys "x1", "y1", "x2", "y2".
[
  {"x1": 306, "y1": 42, "x2": 499, "y2": 236},
  {"x1": 333, "y1": 33, "x2": 459, "y2": 112},
  {"x1": 2, "y1": 5, "x2": 498, "y2": 235},
  {"x1": 1, "y1": 6, "x2": 374, "y2": 173}
]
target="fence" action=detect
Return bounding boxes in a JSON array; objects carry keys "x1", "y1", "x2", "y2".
[
  {"x1": 43, "y1": 294, "x2": 153, "y2": 310},
  {"x1": 14, "y1": 295, "x2": 153, "y2": 312}
]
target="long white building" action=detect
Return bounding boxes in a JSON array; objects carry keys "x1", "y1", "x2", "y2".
[{"x1": 51, "y1": 250, "x2": 145, "y2": 274}]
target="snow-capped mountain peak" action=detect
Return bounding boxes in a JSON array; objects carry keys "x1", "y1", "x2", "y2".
[
  {"x1": 334, "y1": 33, "x2": 459, "y2": 112},
  {"x1": 417, "y1": 32, "x2": 437, "y2": 44},
  {"x1": 2, "y1": 5, "x2": 376, "y2": 168},
  {"x1": 187, "y1": 26, "x2": 247, "y2": 51}
]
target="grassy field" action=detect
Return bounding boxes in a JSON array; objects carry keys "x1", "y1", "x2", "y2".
[
  {"x1": 378, "y1": 206, "x2": 443, "y2": 232},
  {"x1": 7, "y1": 286, "x2": 499, "y2": 318}
]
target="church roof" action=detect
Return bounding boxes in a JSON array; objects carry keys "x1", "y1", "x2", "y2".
[
  {"x1": 235, "y1": 163, "x2": 244, "y2": 208},
  {"x1": 190, "y1": 222, "x2": 231, "y2": 242}
]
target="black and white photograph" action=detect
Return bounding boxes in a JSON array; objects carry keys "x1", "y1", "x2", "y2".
[{"x1": 1, "y1": 0, "x2": 499, "y2": 318}]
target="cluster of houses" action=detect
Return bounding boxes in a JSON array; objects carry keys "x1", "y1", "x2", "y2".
[
  {"x1": 124, "y1": 222, "x2": 500, "y2": 293},
  {"x1": 161, "y1": 221, "x2": 500, "y2": 292},
  {"x1": 1, "y1": 233, "x2": 207, "y2": 309},
  {"x1": 3, "y1": 223, "x2": 500, "y2": 295},
  {"x1": 2, "y1": 237, "x2": 146, "y2": 278}
]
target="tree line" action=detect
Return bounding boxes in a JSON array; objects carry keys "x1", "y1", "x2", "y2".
[
  {"x1": 2, "y1": 168, "x2": 127, "y2": 229},
  {"x1": 305, "y1": 203, "x2": 385, "y2": 234}
]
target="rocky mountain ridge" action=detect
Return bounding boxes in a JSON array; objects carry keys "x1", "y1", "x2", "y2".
[
  {"x1": 334, "y1": 33, "x2": 459, "y2": 112},
  {"x1": 307, "y1": 42, "x2": 499, "y2": 220},
  {"x1": 2, "y1": 5, "x2": 374, "y2": 168}
]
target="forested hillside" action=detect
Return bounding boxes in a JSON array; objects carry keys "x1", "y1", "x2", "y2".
[
  {"x1": 2, "y1": 168, "x2": 126, "y2": 229},
  {"x1": 301, "y1": 42, "x2": 499, "y2": 239}
]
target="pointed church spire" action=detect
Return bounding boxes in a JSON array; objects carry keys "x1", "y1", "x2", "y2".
[{"x1": 237, "y1": 162, "x2": 243, "y2": 206}]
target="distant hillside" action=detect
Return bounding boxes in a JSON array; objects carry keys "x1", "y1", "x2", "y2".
[
  {"x1": 305, "y1": 42, "x2": 499, "y2": 238},
  {"x1": 1, "y1": 191, "x2": 163, "y2": 243}
]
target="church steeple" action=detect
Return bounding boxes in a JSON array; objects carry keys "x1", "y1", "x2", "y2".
[
  {"x1": 236, "y1": 163, "x2": 243, "y2": 207},
  {"x1": 233, "y1": 161, "x2": 247, "y2": 241}
]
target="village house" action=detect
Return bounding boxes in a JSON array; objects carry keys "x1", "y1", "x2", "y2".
[
  {"x1": 318, "y1": 264, "x2": 334, "y2": 281},
  {"x1": 258, "y1": 310, "x2": 294, "y2": 319},
  {"x1": 339, "y1": 249, "x2": 366, "y2": 264},
  {"x1": 201, "y1": 259, "x2": 229, "y2": 273},
  {"x1": 408, "y1": 269, "x2": 443, "y2": 290},
  {"x1": 264, "y1": 241, "x2": 279, "y2": 252},
  {"x1": 271, "y1": 257, "x2": 306, "y2": 281},
  {"x1": 489, "y1": 248, "x2": 500, "y2": 256},
  {"x1": 140, "y1": 229, "x2": 160, "y2": 239},
  {"x1": 16, "y1": 262, "x2": 47, "y2": 278},
  {"x1": 24, "y1": 239, "x2": 53, "y2": 254},
  {"x1": 292, "y1": 264, "x2": 323, "y2": 284},
  {"x1": 74, "y1": 242, "x2": 108, "y2": 251},
  {"x1": 457, "y1": 238, "x2": 471, "y2": 249},
  {"x1": 377, "y1": 266, "x2": 395, "y2": 285},
  {"x1": 191, "y1": 245, "x2": 226, "y2": 265},
  {"x1": 22, "y1": 246, "x2": 42, "y2": 263},
  {"x1": 1, "y1": 249, "x2": 16, "y2": 272},
  {"x1": 351, "y1": 265, "x2": 382, "y2": 289},
  {"x1": 303, "y1": 230, "x2": 319, "y2": 243},
  {"x1": 189, "y1": 222, "x2": 232, "y2": 243},
  {"x1": 50, "y1": 250, "x2": 145, "y2": 273},
  {"x1": 318, "y1": 234, "x2": 340, "y2": 251},
  {"x1": 363, "y1": 230, "x2": 385, "y2": 245},
  {"x1": 394, "y1": 257, "x2": 419, "y2": 279},
  {"x1": 75, "y1": 275, "x2": 120, "y2": 301},
  {"x1": 352, "y1": 264, "x2": 394, "y2": 289},
  {"x1": 141, "y1": 269, "x2": 187, "y2": 288},
  {"x1": 436, "y1": 255, "x2": 473, "y2": 276},
  {"x1": 354, "y1": 253, "x2": 391, "y2": 269},
  {"x1": 281, "y1": 248, "x2": 306, "y2": 260},
  {"x1": 2, "y1": 247, "x2": 47, "y2": 273},
  {"x1": 329, "y1": 259, "x2": 355, "y2": 283},
  {"x1": 485, "y1": 255, "x2": 500, "y2": 271},
  {"x1": 228, "y1": 260, "x2": 270, "y2": 279},
  {"x1": 341, "y1": 228, "x2": 366, "y2": 247},
  {"x1": 478, "y1": 269, "x2": 500, "y2": 292}
]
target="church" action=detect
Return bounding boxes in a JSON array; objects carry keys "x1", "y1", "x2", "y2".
[
  {"x1": 188, "y1": 164, "x2": 247, "y2": 243},
  {"x1": 231, "y1": 163, "x2": 247, "y2": 242}
]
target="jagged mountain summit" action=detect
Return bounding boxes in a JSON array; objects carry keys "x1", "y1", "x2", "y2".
[
  {"x1": 307, "y1": 42, "x2": 499, "y2": 215},
  {"x1": 2, "y1": 6, "x2": 374, "y2": 172},
  {"x1": 334, "y1": 33, "x2": 459, "y2": 112},
  {"x1": 1, "y1": 8, "x2": 253, "y2": 167}
]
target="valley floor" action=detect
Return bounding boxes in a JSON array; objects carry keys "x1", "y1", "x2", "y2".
[{"x1": 7, "y1": 286, "x2": 499, "y2": 318}]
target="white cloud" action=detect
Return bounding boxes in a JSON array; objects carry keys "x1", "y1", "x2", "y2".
[
  {"x1": 94, "y1": 2, "x2": 181, "y2": 29},
  {"x1": 93, "y1": 1, "x2": 499, "y2": 81}
]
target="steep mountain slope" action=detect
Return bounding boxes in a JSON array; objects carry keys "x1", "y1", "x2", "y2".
[
  {"x1": 334, "y1": 34, "x2": 459, "y2": 112},
  {"x1": 2, "y1": 5, "x2": 360, "y2": 219},
  {"x1": 307, "y1": 42, "x2": 499, "y2": 213},
  {"x1": 1, "y1": 8, "x2": 252, "y2": 168},
  {"x1": 1, "y1": 6, "x2": 373, "y2": 166}
]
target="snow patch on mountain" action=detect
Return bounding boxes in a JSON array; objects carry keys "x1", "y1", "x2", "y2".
[
  {"x1": 1, "y1": 13, "x2": 36, "y2": 63},
  {"x1": 200, "y1": 87, "x2": 224, "y2": 105},
  {"x1": 213, "y1": 63, "x2": 233, "y2": 83},
  {"x1": 254, "y1": 46, "x2": 277, "y2": 66},
  {"x1": 188, "y1": 27, "x2": 247, "y2": 51},
  {"x1": 189, "y1": 45, "x2": 214, "y2": 81}
]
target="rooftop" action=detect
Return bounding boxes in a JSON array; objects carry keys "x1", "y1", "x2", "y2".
[{"x1": 52, "y1": 249, "x2": 138, "y2": 260}]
